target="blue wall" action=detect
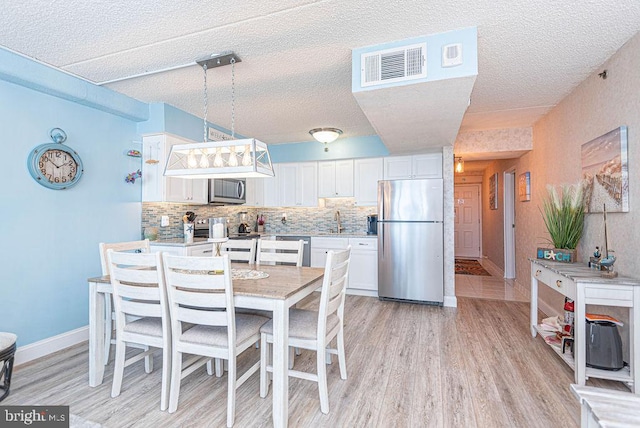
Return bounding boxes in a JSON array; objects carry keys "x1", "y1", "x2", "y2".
[{"x1": 0, "y1": 76, "x2": 142, "y2": 347}]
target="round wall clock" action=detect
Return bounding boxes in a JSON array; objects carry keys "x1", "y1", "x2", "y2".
[{"x1": 27, "y1": 128, "x2": 84, "y2": 190}]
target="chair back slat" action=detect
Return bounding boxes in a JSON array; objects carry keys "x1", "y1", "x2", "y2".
[
  {"x1": 120, "y1": 299, "x2": 163, "y2": 318},
  {"x1": 107, "y1": 250, "x2": 169, "y2": 339},
  {"x1": 221, "y1": 239, "x2": 256, "y2": 263},
  {"x1": 163, "y1": 254, "x2": 236, "y2": 341},
  {"x1": 172, "y1": 289, "x2": 227, "y2": 308},
  {"x1": 165, "y1": 270, "x2": 227, "y2": 291},
  {"x1": 317, "y1": 247, "x2": 351, "y2": 339},
  {"x1": 175, "y1": 307, "x2": 229, "y2": 326},
  {"x1": 256, "y1": 239, "x2": 304, "y2": 266},
  {"x1": 99, "y1": 239, "x2": 150, "y2": 276}
]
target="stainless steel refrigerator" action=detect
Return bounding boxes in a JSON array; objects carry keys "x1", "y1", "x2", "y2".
[{"x1": 378, "y1": 179, "x2": 444, "y2": 304}]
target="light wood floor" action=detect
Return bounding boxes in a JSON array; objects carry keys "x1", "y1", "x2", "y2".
[{"x1": 5, "y1": 293, "x2": 628, "y2": 427}]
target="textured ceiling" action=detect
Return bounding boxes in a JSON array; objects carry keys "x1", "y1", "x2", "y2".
[{"x1": 2, "y1": 0, "x2": 640, "y2": 147}]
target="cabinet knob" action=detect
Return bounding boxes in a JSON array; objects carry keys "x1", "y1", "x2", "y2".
[
  {"x1": 556, "y1": 280, "x2": 562, "y2": 288},
  {"x1": 535, "y1": 270, "x2": 541, "y2": 277}
]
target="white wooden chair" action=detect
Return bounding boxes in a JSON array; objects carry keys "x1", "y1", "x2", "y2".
[
  {"x1": 260, "y1": 246, "x2": 351, "y2": 414},
  {"x1": 162, "y1": 253, "x2": 269, "y2": 426},
  {"x1": 98, "y1": 239, "x2": 150, "y2": 365},
  {"x1": 107, "y1": 249, "x2": 171, "y2": 411},
  {"x1": 256, "y1": 239, "x2": 304, "y2": 266},
  {"x1": 220, "y1": 239, "x2": 257, "y2": 263}
]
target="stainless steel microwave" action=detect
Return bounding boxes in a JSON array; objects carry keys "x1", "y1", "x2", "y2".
[{"x1": 209, "y1": 178, "x2": 246, "y2": 205}]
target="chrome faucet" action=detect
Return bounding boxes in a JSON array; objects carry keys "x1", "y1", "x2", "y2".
[{"x1": 334, "y1": 210, "x2": 344, "y2": 234}]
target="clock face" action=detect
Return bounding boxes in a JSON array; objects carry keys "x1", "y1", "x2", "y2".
[
  {"x1": 38, "y1": 149, "x2": 79, "y2": 185},
  {"x1": 27, "y1": 143, "x2": 84, "y2": 190}
]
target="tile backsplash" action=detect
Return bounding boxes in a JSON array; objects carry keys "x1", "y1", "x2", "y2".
[{"x1": 142, "y1": 199, "x2": 376, "y2": 240}]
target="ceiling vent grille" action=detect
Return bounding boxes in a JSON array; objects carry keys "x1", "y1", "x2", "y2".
[{"x1": 361, "y1": 42, "x2": 426, "y2": 87}]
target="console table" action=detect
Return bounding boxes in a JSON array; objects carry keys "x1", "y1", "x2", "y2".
[{"x1": 530, "y1": 258, "x2": 640, "y2": 393}]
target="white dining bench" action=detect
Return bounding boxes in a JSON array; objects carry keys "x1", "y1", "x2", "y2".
[{"x1": 571, "y1": 384, "x2": 640, "y2": 427}]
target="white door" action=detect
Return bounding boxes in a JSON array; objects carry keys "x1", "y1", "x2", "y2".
[
  {"x1": 504, "y1": 170, "x2": 516, "y2": 278},
  {"x1": 454, "y1": 184, "x2": 481, "y2": 258}
]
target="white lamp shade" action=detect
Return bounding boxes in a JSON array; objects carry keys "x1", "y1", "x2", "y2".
[{"x1": 309, "y1": 128, "x2": 343, "y2": 144}]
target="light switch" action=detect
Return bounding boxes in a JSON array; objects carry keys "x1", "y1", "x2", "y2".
[{"x1": 161, "y1": 216, "x2": 169, "y2": 227}]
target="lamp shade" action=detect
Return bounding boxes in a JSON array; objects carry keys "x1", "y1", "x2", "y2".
[
  {"x1": 164, "y1": 138, "x2": 274, "y2": 179},
  {"x1": 309, "y1": 128, "x2": 343, "y2": 144}
]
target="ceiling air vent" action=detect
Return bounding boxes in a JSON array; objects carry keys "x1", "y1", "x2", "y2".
[{"x1": 361, "y1": 42, "x2": 426, "y2": 87}]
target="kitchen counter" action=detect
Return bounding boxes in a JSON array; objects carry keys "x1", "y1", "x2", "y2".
[
  {"x1": 151, "y1": 233, "x2": 376, "y2": 247},
  {"x1": 149, "y1": 238, "x2": 211, "y2": 247}
]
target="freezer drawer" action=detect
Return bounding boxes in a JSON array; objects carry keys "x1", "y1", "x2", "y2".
[{"x1": 378, "y1": 222, "x2": 443, "y2": 303}]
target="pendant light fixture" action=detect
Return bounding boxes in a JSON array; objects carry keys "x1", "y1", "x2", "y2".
[
  {"x1": 454, "y1": 155, "x2": 464, "y2": 174},
  {"x1": 164, "y1": 52, "x2": 274, "y2": 179}
]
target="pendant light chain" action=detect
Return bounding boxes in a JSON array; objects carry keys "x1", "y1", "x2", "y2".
[
  {"x1": 230, "y1": 57, "x2": 236, "y2": 139},
  {"x1": 203, "y1": 63, "x2": 208, "y2": 143}
]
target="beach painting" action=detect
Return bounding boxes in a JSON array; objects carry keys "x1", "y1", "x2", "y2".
[{"x1": 581, "y1": 126, "x2": 629, "y2": 213}]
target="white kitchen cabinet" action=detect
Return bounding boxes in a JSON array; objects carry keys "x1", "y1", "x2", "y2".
[
  {"x1": 244, "y1": 165, "x2": 279, "y2": 207},
  {"x1": 310, "y1": 237, "x2": 349, "y2": 268},
  {"x1": 149, "y1": 242, "x2": 214, "y2": 256},
  {"x1": 348, "y1": 237, "x2": 378, "y2": 295},
  {"x1": 142, "y1": 134, "x2": 208, "y2": 204},
  {"x1": 383, "y1": 153, "x2": 442, "y2": 179},
  {"x1": 278, "y1": 162, "x2": 317, "y2": 207},
  {"x1": 318, "y1": 160, "x2": 354, "y2": 197},
  {"x1": 354, "y1": 157, "x2": 383, "y2": 206}
]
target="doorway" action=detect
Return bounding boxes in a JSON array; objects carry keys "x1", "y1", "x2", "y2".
[
  {"x1": 454, "y1": 184, "x2": 481, "y2": 259},
  {"x1": 503, "y1": 169, "x2": 516, "y2": 278}
]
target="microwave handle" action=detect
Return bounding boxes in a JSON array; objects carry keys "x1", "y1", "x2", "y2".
[{"x1": 237, "y1": 181, "x2": 246, "y2": 199}]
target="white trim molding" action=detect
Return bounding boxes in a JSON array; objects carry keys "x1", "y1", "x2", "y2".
[
  {"x1": 444, "y1": 295, "x2": 457, "y2": 308},
  {"x1": 15, "y1": 326, "x2": 89, "y2": 367}
]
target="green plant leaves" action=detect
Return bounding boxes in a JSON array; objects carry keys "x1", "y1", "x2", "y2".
[{"x1": 540, "y1": 183, "x2": 586, "y2": 249}]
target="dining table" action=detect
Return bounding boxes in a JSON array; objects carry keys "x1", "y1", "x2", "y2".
[{"x1": 87, "y1": 262, "x2": 325, "y2": 428}]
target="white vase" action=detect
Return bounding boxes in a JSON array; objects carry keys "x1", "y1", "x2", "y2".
[{"x1": 183, "y1": 223, "x2": 194, "y2": 244}]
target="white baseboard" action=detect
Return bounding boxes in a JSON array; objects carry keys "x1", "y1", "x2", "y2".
[
  {"x1": 443, "y1": 295, "x2": 457, "y2": 308},
  {"x1": 346, "y1": 289, "x2": 378, "y2": 297},
  {"x1": 480, "y1": 257, "x2": 504, "y2": 278},
  {"x1": 15, "y1": 326, "x2": 88, "y2": 367}
]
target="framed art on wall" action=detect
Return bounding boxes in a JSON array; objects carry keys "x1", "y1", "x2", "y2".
[
  {"x1": 489, "y1": 173, "x2": 498, "y2": 210},
  {"x1": 519, "y1": 171, "x2": 531, "y2": 202},
  {"x1": 581, "y1": 126, "x2": 629, "y2": 213}
]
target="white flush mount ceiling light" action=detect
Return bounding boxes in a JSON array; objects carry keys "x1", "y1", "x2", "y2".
[
  {"x1": 309, "y1": 127, "x2": 343, "y2": 152},
  {"x1": 164, "y1": 52, "x2": 274, "y2": 179}
]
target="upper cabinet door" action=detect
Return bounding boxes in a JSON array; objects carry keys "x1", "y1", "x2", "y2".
[
  {"x1": 262, "y1": 164, "x2": 280, "y2": 207},
  {"x1": 334, "y1": 160, "x2": 354, "y2": 197},
  {"x1": 279, "y1": 163, "x2": 298, "y2": 207},
  {"x1": 277, "y1": 162, "x2": 318, "y2": 207},
  {"x1": 384, "y1": 156, "x2": 413, "y2": 179},
  {"x1": 318, "y1": 161, "x2": 336, "y2": 197},
  {"x1": 412, "y1": 153, "x2": 442, "y2": 179},
  {"x1": 383, "y1": 154, "x2": 442, "y2": 179},
  {"x1": 354, "y1": 157, "x2": 383, "y2": 206},
  {"x1": 318, "y1": 160, "x2": 354, "y2": 197},
  {"x1": 298, "y1": 162, "x2": 318, "y2": 206}
]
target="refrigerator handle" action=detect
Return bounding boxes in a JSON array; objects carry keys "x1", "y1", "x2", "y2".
[
  {"x1": 379, "y1": 222, "x2": 384, "y2": 258},
  {"x1": 377, "y1": 181, "x2": 384, "y2": 222}
]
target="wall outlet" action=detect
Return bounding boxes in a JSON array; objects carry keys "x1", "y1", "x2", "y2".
[{"x1": 161, "y1": 216, "x2": 169, "y2": 227}]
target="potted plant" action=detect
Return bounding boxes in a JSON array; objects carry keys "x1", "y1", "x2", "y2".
[{"x1": 537, "y1": 182, "x2": 586, "y2": 263}]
